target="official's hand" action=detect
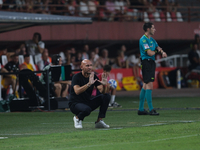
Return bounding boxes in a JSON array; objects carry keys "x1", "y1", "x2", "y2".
[
  {"x1": 162, "y1": 52, "x2": 167, "y2": 58},
  {"x1": 157, "y1": 46, "x2": 163, "y2": 52},
  {"x1": 88, "y1": 72, "x2": 97, "y2": 86}
]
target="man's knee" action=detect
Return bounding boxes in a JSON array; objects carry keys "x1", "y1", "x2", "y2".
[
  {"x1": 82, "y1": 107, "x2": 92, "y2": 116},
  {"x1": 103, "y1": 93, "x2": 111, "y2": 101},
  {"x1": 54, "y1": 83, "x2": 62, "y2": 90}
]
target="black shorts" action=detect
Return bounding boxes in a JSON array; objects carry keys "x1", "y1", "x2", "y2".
[{"x1": 141, "y1": 59, "x2": 156, "y2": 83}]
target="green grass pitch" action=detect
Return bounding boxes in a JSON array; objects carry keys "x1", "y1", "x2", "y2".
[{"x1": 0, "y1": 97, "x2": 200, "y2": 150}]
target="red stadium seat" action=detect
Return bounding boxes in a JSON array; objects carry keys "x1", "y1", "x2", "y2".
[
  {"x1": 171, "y1": 12, "x2": 177, "y2": 21},
  {"x1": 159, "y1": 11, "x2": 166, "y2": 22},
  {"x1": 148, "y1": 12, "x2": 154, "y2": 22}
]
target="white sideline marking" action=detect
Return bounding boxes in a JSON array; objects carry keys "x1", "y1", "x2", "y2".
[
  {"x1": 58, "y1": 134, "x2": 199, "y2": 150},
  {"x1": 142, "y1": 123, "x2": 167, "y2": 126},
  {"x1": 0, "y1": 137, "x2": 8, "y2": 139},
  {"x1": 98, "y1": 127, "x2": 123, "y2": 130},
  {"x1": 150, "y1": 120, "x2": 196, "y2": 123},
  {"x1": 41, "y1": 122, "x2": 94, "y2": 125},
  {"x1": 0, "y1": 134, "x2": 37, "y2": 136}
]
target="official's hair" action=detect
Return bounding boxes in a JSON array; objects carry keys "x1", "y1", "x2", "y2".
[
  {"x1": 103, "y1": 65, "x2": 111, "y2": 72},
  {"x1": 143, "y1": 22, "x2": 153, "y2": 32},
  {"x1": 52, "y1": 54, "x2": 61, "y2": 65},
  {"x1": 34, "y1": 32, "x2": 42, "y2": 41}
]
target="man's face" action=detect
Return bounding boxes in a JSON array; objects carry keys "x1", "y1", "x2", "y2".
[
  {"x1": 42, "y1": 52, "x2": 48, "y2": 61},
  {"x1": 81, "y1": 60, "x2": 93, "y2": 74},
  {"x1": 24, "y1": 57, "x2": 30, "y2": 64},
  {"x1": 104, "y1": 71, "x2": 110, "y2": 77},
  {"x1": 13, "y1": 56, "x2": 19, "y2": 64},
  {"x1": 84, "y1": 45, "x2": 89, "y2": 52},
  {"x1": 149, "y1": 25, "x2": 156, "y2": 35},
  {"x1": 33, "y1": 34, "x2": 39, "y2": 43},
  {"x1": 102, "y1": 50, "x2": 108, "y2": 58},
  {"x1": 90, "y1": 52, "x2": 95, "y2": 59},
  {"x1": 2, "y1": 49, "x2": 7, "y2": 55}
]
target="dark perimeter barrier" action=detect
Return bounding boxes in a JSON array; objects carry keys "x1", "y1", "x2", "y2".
[{"x1": 0, "y1": 65, "x2": 76, "y2": 112}]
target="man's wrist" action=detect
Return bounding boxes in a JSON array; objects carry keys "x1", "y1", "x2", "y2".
[{"x1": 87, "y1": 83, "x2": 91, "y2": 87}]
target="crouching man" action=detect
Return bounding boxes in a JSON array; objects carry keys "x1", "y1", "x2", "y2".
[{"x1": 69, "y1": 59, "x2": 111, "y2": 129}]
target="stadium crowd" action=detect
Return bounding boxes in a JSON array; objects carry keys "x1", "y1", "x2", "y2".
[
  {"x1": 0, "y1": 0, "x2": 179, "y2": 21},
  {"x1": 0, "y1": 32, "x2": 141, "y2": 103}
]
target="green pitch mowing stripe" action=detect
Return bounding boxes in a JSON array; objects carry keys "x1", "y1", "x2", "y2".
[
  {"x1": 0, "y1": 97, "x2": 200, "y2": 150},
  {"x1": 0, "y1": 122, "x2": 199, "y2": 150}
]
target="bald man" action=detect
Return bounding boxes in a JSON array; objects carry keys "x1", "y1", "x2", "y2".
[{"x1": 69, "y1": 59, "x2": 111, "y2": 129}]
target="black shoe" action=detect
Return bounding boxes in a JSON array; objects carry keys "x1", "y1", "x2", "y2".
[
  {"x1": 149, "y1": 109, "x2": 159, "y2": 115},
  {"x1": 138, "y1": 109, "x2": 149, "y2": 115}
]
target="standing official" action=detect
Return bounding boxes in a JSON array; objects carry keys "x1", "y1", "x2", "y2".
[{"x1": 138, "y1": 22, "x2": 167, "y2": 115}]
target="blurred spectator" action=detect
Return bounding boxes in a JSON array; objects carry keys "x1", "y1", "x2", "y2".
[
  {"x1": 1, "y1": 54, "x2": 19, "y2": 98},
  {"x1": 142, "y1": 0, "x2": 156, "y2": 12},
  {"x1": 105, "y1": 0, "x2": 116, "y2": 21},
  {"x1": 188, "y1": 43, "x2": 200, "y2": 71},
  {"x1": 20, "y1": 54, "x2": 34, "y2": 71},
  {"x1": 59, "y1": 49, "x2": 71, "y2": 65},
  {"x1": 15, "y1": 43, "x2": 27, "y2": 55},
  {"x1": 94, "y1": 47, "x2": 99, "y2": 61},
  {"x1": 0, "y1": 0, "x2": 3, "y2": 8},
  {"x1": 151, "y1": 0, "x2": 165, "y2": 11},
  {"x1": 97, "y1": 49, "x2": 110, "y2": 69},
  {"x1": 120, "y1": 44, "x2": 127, "y2": 59},
  {"x1": 25, "y1": 0, "x2": 34, "y2": 13},
  {"x1": 25, "y1": 32, "x2": 45, "y2": 63},
  {"x1": 70, "y1": 47, "x2": 76, "y2": 55},
  {"x1": 128, "y1": 52, "x2": 141, "y2": 82},
  {"x1": 88, "y1": 0, "x2": 98, "y2": 16},
  {"x1": 115, "y1": 49, "x2": 128, "y2": 68},
  {"x1": 81, "y1": 44, "x2": 89, "y2": 60},
  {"x1": 79, "y1": 0, "x2": 89, "y2": 16},
  {"x1": 15, "y1": 0, "x2": 26, "y2": 11},
  {"x1": 70, "y1": 55, "x2": 76, "y2": 70},
  {"x1": 114, "y1": 0, "x2": 130, "y2": 20},
  {"x1": 51, "y1": 0, "x2": 66, "y2": 15},
  {"x1": 39, "y1": 54, "x2": 70, "y2": 98},
  {"x1": 37, "y1": 48, "x2": 51, "y2": 70},
  {"x1": 165, "y1": 0, "x2": 178, "y2": 12},
  {"x1": 67, "y1": 0, "x2": 77, "y2": 16},
  {"x1": 34, "y1": 0, "x2": 50, "y2": 14},
  {"x1": 194, "y1": 34, "x2": 200, "y2": 45},
  {"x1": 196, "y1": 44, "x2": 200, "y2": 58},
  {"x1": 0, "y1": 46, "x2": 8, "y2": 65},
  {"x1": 89, "y1": 51, "x2": 98, "y2": 70},
  {"x1": 74, "y1": 51, "x2": 82, "y2": 69},
  {"x1": 2, "y1": 0, "x2": 16, "y2": 10}
]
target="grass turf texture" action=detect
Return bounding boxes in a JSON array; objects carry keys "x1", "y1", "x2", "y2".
[{"x1": 0, "y1": 97, "x2": 200, "y2": 150}]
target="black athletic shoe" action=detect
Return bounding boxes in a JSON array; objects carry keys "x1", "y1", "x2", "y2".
[
  {"x1": 138, "y1": 109, "x2": 149, "y2": 115},
  {"x1": 149, "y1": 109, "x2": 159, "y2": 115}
]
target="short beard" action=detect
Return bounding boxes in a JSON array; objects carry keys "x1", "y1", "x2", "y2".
[
  {"x1": 86, "y1": 72, "x2": 91, "y2": 76},
  {"x1": 85, "y1": 73, "x2": 91, "y2": 76}
]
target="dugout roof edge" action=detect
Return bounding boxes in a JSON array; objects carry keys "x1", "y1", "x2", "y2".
[{"x1": 0, "y1": 11, "x2": 92, "y2": 33}]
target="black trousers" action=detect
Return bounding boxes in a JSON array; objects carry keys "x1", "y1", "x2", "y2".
[{"x1": 70, "y1": 94, "x2": 111, "y2": 121}]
